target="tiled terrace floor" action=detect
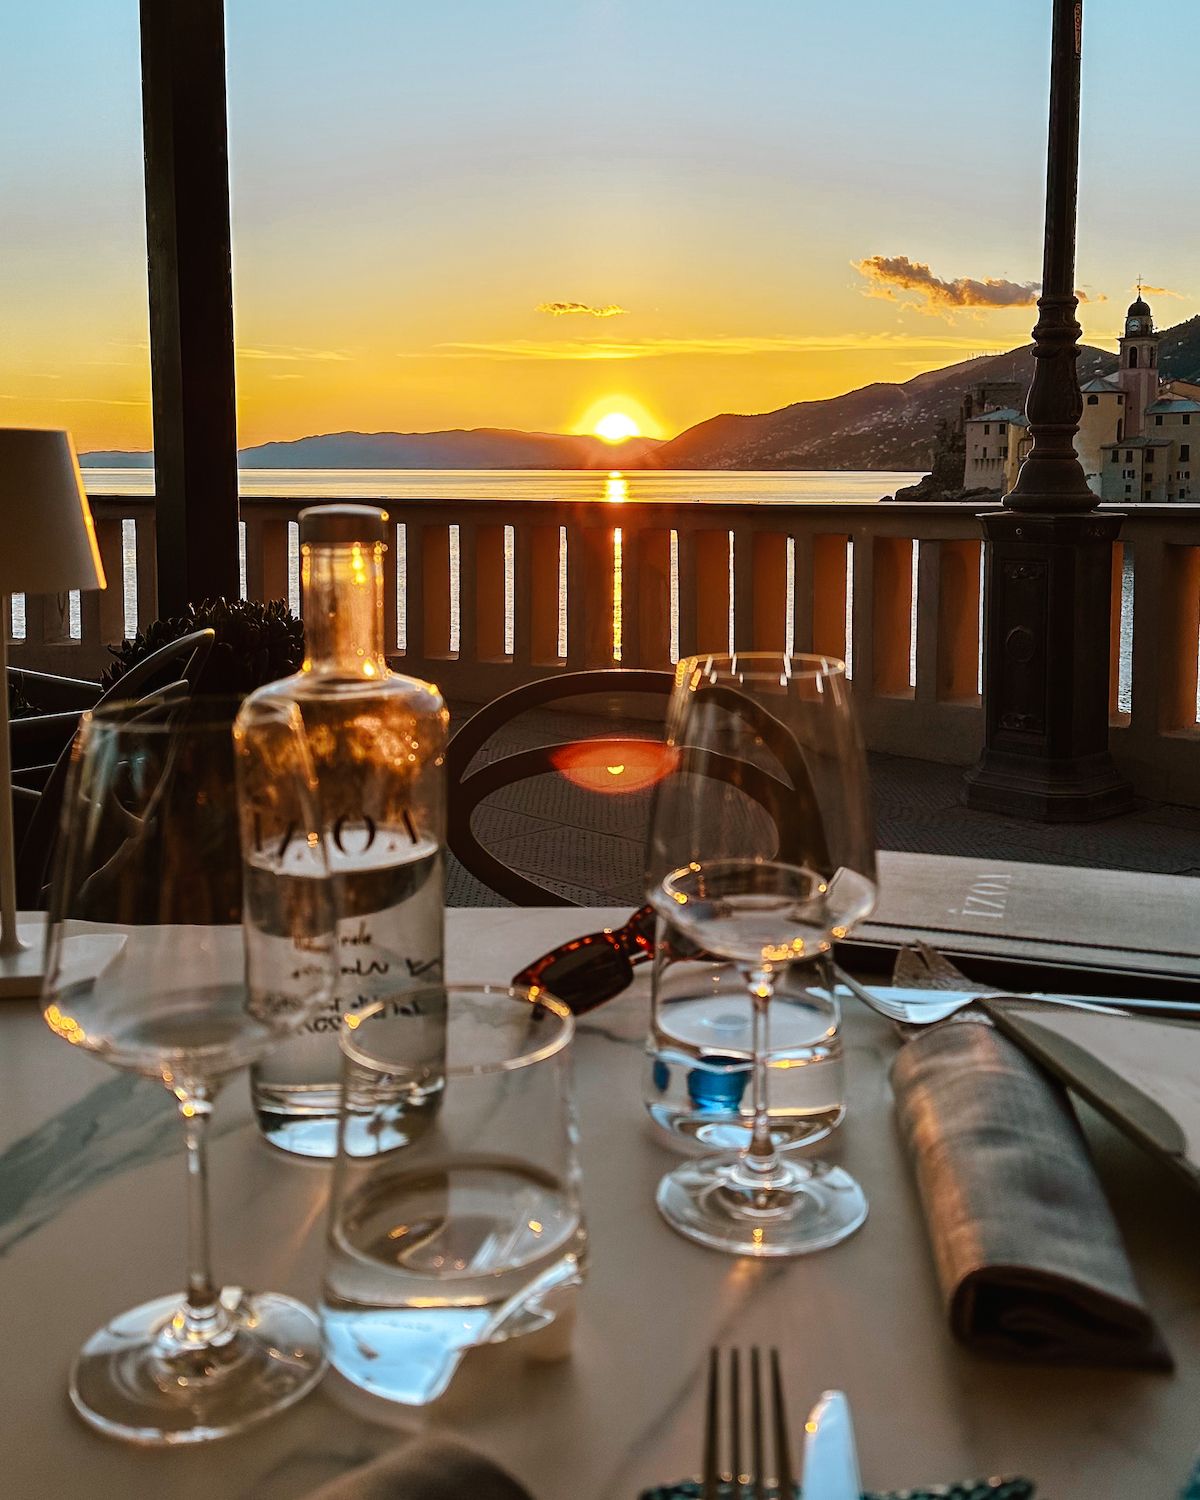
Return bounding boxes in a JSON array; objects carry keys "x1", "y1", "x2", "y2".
[{"x1": 445, "y1": 699, "x2": 1200, "y2": 907}]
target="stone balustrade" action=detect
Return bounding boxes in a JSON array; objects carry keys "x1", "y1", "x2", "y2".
[{"x1": 8, "y1": 492, "x2": 1200, "y2": 802}]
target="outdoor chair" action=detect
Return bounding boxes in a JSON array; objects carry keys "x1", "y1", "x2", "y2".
[
  {"x1": 8, "y1": 667, "x2": 104, "y2": 791},
  {"x1": 14, "y1": 627, "x2": 215, "y2": 908},
  {"x1": 444, "y1": 668, "x2": 825, "y2": 906}
]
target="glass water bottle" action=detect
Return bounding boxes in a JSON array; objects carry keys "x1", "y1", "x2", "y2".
[{"x1": 249, "y1": 504, "x2": 449, "y2": 1156}]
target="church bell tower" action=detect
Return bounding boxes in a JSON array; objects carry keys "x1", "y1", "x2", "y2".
[{"x1": 1117, "y1": 288, "x2": 1160, "y2": 437}]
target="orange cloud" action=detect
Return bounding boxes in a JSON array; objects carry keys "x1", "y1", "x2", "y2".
[
  {"x1": 855, "y1": 255, "x2": 1103, "y2": 313},
  {"x1": 1140, "y1": 284, "x2": 1187, "y2": 299},
  {"x1": 536, "y1": 301, "x2": 628, "y2": 318},
  {"x1": 237, "y1": 344, "x2": 351, "y2": 362}
]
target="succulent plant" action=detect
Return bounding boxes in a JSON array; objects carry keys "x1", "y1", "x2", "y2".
[{"x1": 101, "y1": 597, "x2": 305, "y2": 699}]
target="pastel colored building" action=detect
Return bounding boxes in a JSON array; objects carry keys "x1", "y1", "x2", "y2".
[{"x1": 962, "y1": 407, "x2": 1030, "y2": 492}]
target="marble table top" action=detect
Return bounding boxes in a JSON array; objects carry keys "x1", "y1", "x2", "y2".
[{"x1": 2, "y1": 906, "x2": 1200, "y2": 1499}]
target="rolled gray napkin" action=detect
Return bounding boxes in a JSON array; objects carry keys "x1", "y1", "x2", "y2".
[
  {"x1": 891, "y1": 1018, "x2": 1172, "y2": 1369},
  {"x1": 301, "y1": 1437, "x2": 534, "y2": 1500}
]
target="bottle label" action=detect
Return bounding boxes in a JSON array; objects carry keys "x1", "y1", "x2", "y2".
[{"x1": 315, "y1": 820, "x2": 444, "y2": 1032}]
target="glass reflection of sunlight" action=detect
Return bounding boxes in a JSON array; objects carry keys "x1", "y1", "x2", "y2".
[
  {"x1": 604, "y1": 472, "x2": 628, "y2": 503},
  {"x1": 550, "y1": 741, "x2": 676, "y2": 795}
]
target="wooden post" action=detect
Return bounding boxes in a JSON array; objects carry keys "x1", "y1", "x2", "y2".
[{"x1": 140, "y1": 0, "x2": 240, "y2": 613}]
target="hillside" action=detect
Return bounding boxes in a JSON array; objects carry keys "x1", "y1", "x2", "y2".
[
  {"x1": 653, "y1": 345, "x2": 1118, "y2": 471},
  {"x1": 1158, "y1": 314, "x2": 1200, "y2": 381}
]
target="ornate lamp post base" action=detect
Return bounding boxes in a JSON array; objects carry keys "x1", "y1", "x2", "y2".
[
  {"x1": 964, "y1": 510, "x2": 1133, "y2": 821},
  {"x1": 965, "y1": 0, "x2": 1134, "y2": 823}
]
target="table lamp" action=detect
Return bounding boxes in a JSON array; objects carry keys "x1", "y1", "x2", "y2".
[{"x1": 0, "y1": 429, "x2": 106, "y2": 996}]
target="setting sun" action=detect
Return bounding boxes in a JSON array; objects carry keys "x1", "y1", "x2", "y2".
[{"x1": 594, "y1": 412, "x2": 641, "y2": 443}]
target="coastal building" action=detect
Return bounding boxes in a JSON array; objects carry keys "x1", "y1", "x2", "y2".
[
  {"x1": 1097, "y1": 292, "x2": 1197, "y2": 502},
  {"x1": 962, "y1": 407, "x2": 1030, "y2": 492},
  {"x1": 1076, "y1": 376, "x2": 1125, "y2": 483},
  {"x1": 960, "y1": 290, "x2": 1191, "y2": 502}
]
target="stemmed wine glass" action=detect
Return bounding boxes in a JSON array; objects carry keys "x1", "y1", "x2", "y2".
[
  {"x1": 645, "y1": 653, "x2": 876, "y2": 1256},
  {"x1": 41, "y1": 695, "x2": 336, "y2": 1443}
]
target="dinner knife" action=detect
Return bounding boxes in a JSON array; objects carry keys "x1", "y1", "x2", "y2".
[{"x1": 802, "y1": 1389, "x2": 861, "y2": 1500}]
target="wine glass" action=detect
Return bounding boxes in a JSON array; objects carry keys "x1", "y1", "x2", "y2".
[
  {"x1": 645, "y1": 653, "x2": 876, "y2": 1256},
  {"x1": 41, "y1": 695, "x2": 336, "y2": 1444}
]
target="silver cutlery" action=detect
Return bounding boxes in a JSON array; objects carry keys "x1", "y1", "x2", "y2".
[
  {"x1": 831, "y1": 965, "x2": 1123, "y2": 1028},
  {"x1": 906, "y1": 940, "x2": 1198, "y2": 1019},
  {"x1": 801, "y1": 1389, "x2": 862, "y2": 1500},
  {"x1": 701, "y1": 1346, "x2": 796, "y2": 1500},
  {"x1": 825, "y1": 939, "x2": 1200, "y2": 1028}
]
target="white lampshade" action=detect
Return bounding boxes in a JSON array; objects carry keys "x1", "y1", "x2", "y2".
[{"x1": 0, "y1": 428, "x2": 106, "y2": 595}]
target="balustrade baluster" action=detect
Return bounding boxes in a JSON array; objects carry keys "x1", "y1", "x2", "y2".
[
  {"x1": 520, "y1": 523, "x2": 561, "y2": 667},
  {"x1": 789, "y1": 532, "x2": 814, "y2": 654},
  {"x1": 871, "y1": 536, "x2": 914, "y2": 698},
  {"x1": 688, "y1": 528, "x2": 731, "y2": 656},
  {"x1": 383, "y1": 520, "x2": 400, "y2": 657},
  {"x1": 811, "y1": 534, "x2": 848, "y2": 661},
  {"x1": 473, "y1": 522, "x2": 507, "y2": 662},
  {"x1": 731, "y1": 527, "x2": 755, "y2": 650},
  {"x1": 134, "y1": 512, "x2": 158, "y2": 628},
  {"x1": 510, "y1": 523, "x2": 532, "y2": 668},
  {"x1": 748, "y1": 531, "x2": 788, "y2": 651},
  {"x1": 420, "y1": 522, "x2": 452, "y2": 662},
  {"x1": 933, "y1": 539, "x2": 982, "y2": 703},
  {"x1": 629, "y1": 526, "x2": 671, "y2": 670},
  {"x1": 566, "y1": 517, "x2": 614, "y2": 669},
  {"x1": 1108, "y1": 542, "x2": 1125, "y2": 723},
  {"x1": 93, "y1": 517, "x2": 127, "y2": 649},
  {"x1": 614, "y1": 521, "x2": 636, "y2": 666},
  {"x1": 242, "y1": 513, "x2": 291, "y2": 604},
  {"x1": 19, "y1": 594, "x2": 47, "y2": 652},
  {"x1": 398, "y1": 520, "x2": 423, "y2": 663},
  {"x1": 1160, "y1": 544, "x2": 1200, "y2": 730}
]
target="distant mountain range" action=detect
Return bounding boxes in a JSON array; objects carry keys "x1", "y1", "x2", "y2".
[
  {"x1": 81, "y1": 427, "x2": 663, "y2": 471},
  {"x1": 81, "y1": 316, "x2": 1200, "y2": 473}
]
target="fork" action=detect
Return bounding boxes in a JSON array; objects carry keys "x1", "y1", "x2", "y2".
[
  {"x1": 702, "y1": 1346, "x2": 796, "y2": 1500},
  {"x1": 830, "y1": 944, "x2": 1121, "y2": 1029}
]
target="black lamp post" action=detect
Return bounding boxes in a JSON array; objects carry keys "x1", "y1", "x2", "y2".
[{"x1": 963, "y1": 0, "x2": 1133, "y2": 820}]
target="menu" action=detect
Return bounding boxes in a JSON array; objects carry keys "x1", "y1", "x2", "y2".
[{"x1": 863, "y1": 852, "x2": 1200, "y2": 983}]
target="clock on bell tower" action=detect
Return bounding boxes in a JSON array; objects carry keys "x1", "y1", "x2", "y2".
[{"x1": 1117, "y1": 288, "x2": 1160, "y2": 436}]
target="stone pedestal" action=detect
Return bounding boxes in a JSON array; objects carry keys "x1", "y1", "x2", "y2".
[{"x1": 964, "y1": 509, "x2": 1134, "y2": 821}]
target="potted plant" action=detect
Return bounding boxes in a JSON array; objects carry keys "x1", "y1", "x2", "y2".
[{"x1": 102, "y1": 596, "x2": 304, "y2": 700}]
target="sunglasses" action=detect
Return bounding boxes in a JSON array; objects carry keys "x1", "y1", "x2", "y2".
[{"x1": 514, "y1": 905, "x2": 701, "y2": 1015}]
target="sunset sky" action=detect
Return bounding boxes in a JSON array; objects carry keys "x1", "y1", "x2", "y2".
[{"x1": 3, "y1": 1, "x2": 1198, "y2": 452}]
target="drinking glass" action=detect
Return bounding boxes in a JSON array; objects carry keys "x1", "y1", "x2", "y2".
[
  {"x1": 645, "y1": 923, "x2": 846, "y2": 1154},
  {"x1": 645, "y1": 653, "x2": 876, "y2": 1256},
  {"x1": 41, "y1": 696, "x2": 336, "y2": 1443},
  {"x1": 321, "y1": 983, "x2": 586, "y2": 1406}
]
